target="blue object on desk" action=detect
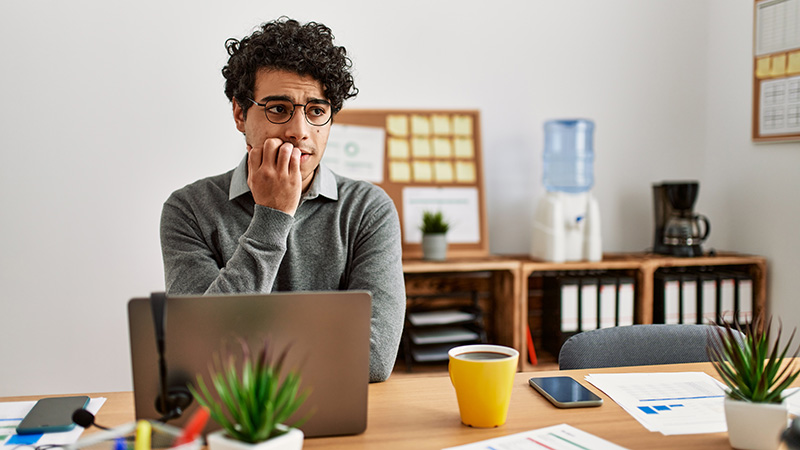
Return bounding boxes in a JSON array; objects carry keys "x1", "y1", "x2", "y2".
[{"x1": 8, "y1": 433, "x2": 42, "y2": 445}]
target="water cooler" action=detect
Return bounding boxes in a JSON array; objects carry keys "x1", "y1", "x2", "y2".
[{"x1": 530, "y1": 119, "x2": 602, "y2": 262}]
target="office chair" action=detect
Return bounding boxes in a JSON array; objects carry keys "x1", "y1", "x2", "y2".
[{"x1": 558, "y1": 324, "x2": 745, "y2": 370}]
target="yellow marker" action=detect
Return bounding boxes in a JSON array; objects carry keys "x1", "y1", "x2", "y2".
[{"x1": 134, "y1": 420, "x2": 151, "y2": 450}]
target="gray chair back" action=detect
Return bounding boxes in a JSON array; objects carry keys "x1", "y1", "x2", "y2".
[{"x1": 558, "y1": 324, "x2": 744, "y2": 370}]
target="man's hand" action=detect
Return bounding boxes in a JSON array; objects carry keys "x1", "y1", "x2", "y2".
[{"x1": 247, "y1": 138, "x2": 302, "y2": 216}]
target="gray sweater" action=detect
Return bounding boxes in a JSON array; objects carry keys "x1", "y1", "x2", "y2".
[{"x1": 160, "y1": 156, "x2": 406, "y2": 382}]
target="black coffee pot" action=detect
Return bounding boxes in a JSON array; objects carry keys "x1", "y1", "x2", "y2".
[{"x1": 652, "y1": 181, "x2": 710, "y2": 257}]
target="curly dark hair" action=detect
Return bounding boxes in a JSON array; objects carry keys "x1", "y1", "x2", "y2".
[{"x1": 222, "y1": 17, "x2": 358, "y2": 117}]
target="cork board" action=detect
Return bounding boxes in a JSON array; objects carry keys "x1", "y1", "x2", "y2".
[
  {"x1": 753, "y1": 0, "x2": 800, "y2": 142},
  {"x1": 325, "y1": 109, "x2": 489, "y2": 258}
]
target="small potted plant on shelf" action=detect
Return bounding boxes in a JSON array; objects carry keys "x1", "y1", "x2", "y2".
[
  {"x1": 190, "y1": 338, "x2": 310, "y2": 450},
  {"x1": 707, "y1": 316, "x2": 800, "y2": 450},
  {"x1": 420, "y1": 210, "x2": 450, "y2": 261}
]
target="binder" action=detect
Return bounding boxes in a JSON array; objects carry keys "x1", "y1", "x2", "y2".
[
  {"x1": 718, "y1": 272, "x2": 736, "y2": 323},
  {"x1": 617, "y1": 276, "x2": 635, "y2": 326},
  {"x1": 664, "y1": 275, "x2": 681, "y2": 324},
  {"x1": 598, "y1": 277, "x2": 617, "y2": 328},
  {"x1": 560, "y1": 277, "x2": 580, "y2": 332},
  {"x1": 680, "y1": 273, "x2": 698, "y2": 324},
  {"x1": 736, "y1": 273, "x2": 754, "y2": 325},
  {"x1": 655, "y1": 272, "x2": 681, "y2": 324},
  {"x1": 699, "y1": 272, "x2": 718, "y2": 324},
  {"x1": 541, "y1": 275, "x2": 581, "y2": 356},
  {"x1": 526, "y1": 325, "x2": 538, "y2": 365},
  {"x1": 579, "y1": 277, "x2": 599, "y2": 331}
]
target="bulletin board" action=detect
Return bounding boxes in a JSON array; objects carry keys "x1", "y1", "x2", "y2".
[
  {"x1": 323, "y1": 109, "x2": 489, "y2": 258},
  {"x1": 752, "y1": 0, "x2": 800, "y2": 142}
]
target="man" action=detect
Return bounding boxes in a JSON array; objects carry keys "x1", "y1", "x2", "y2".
[{"x1": 160, "y1": 17, "x2": 406, "y2": 382}]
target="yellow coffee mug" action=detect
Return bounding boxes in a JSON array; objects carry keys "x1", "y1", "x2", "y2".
[{"x1": 448, "y1": 344, "x2": 519, "y2": 428}]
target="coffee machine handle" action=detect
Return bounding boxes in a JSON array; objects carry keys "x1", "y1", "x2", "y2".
[{"x1": 696, "y1": 214, "x2": 710, "y2": 241}]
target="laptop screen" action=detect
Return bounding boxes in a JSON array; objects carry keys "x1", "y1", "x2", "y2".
[{"x1": 127, "y1": 291, "x2": 371, "y2": 438}]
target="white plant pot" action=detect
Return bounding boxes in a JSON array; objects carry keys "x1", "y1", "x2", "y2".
[
  {"x1": 724, "y1": 397, "x2": 788, "y2": 450},
  {"x1": 422, "y1": 233, "x2": 448, "y2": 261},
  {"x1": 207, "y1": 426, "x2": 304, "y2": 450}
]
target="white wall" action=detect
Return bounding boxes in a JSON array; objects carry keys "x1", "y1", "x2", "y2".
[
  {"x1": 1, "y1": 0, "x2": 794, "y2": 397},
  {"x1": 704, "y1": 0, "x2": 800, "y2": 336}
]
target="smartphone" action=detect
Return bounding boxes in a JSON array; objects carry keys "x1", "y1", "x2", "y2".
[
  {"x1": 16, "y1": 396, "x2": 90, "y2": 434},
  {"x1": 529, "y1": 376, "x2": 603, "y2": 408}
]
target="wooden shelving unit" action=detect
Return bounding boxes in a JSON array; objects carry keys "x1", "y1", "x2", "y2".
[
  {"x1": 399, "y1": 252, "x2": 767, "y2": 373},
  {"x1": 401, "y1": 256, "x2": 521, "y2": 370},
  {"x1": 517, "y1": 252, "x2": 767, "y2": 371}
]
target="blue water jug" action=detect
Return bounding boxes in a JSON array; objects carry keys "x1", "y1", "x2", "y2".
[{"x1": 542, "y1": 119, "x2": 595, "y2": 193}]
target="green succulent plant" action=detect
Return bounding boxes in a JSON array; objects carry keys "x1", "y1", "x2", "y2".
[
  {"x1": 420, "y1": 210, "x2": 450, "y2": 234},
  {"x1": 707, "y1": 316, "x2": 800, "y2": 403},
  {"x1": 189, "y1": 338, "x2": 311, "y2": 443}
]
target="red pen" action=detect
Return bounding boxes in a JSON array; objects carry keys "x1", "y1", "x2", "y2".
[{"x1": 173, "y1": 407, "x2": 210, "y2": 447}]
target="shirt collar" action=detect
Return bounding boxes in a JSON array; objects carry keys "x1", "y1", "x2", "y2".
[{"x1": 229, "y1": 154, "x2": 339, "y2": 202}]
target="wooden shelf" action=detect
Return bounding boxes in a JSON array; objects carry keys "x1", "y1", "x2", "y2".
[
  {"x1": 402, "y1": 256, "x2": 521, "y2": 371},
  {"x1": 516, "y1": 252, "x2": 767, "y2": 371},
  {"x1": 399, "y1": 252, "x2": 767, "y2": 373}
]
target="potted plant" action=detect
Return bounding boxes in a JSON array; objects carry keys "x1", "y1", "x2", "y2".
[
  {"x1": 420, "y1": 210, "x2": 450, "y2": 261},
  {"x1": 707, "y1": 317, "x2": 800, "y2": 450},
  {"x1": 190, "y1": 338, "x2": 310, "y2": 450}
]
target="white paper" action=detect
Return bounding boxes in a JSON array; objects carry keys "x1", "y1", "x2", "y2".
[
  {"x1": 324, "y1": 124, "x2": 385, "y2": 183},
  {"x1": 759, "y1": 76, "x2": 800, "y2": 136},
  {"x1": 1, "y1": 397, "x2": 106, "y2": 446},
  {"x1": 585, "y1": 372, "x2": 726, "y2": 435},
  {"x1": 784, "y1": 387, "x2": 800, "y2": 416},
  {"x1": 755, "y1": 0, "x2": 800, "y2": 56},
  {"x1": 402, "y1": 187, "x2": 480, "y2": 243},
  {"x1": 442, "y1": 423, "x2": 629, "y2": 450},
  {"x1": 407, "y1": 309, "x2": 475, "y2": 326}
]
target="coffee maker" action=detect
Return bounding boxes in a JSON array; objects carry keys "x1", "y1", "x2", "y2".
[{"x1": 652, "y1": 181, "x2": 710, "y2": 257}]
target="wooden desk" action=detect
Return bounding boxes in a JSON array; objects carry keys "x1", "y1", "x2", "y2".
[{"x1": 3, "y1": 362, "x2": 768, "y2": 450}]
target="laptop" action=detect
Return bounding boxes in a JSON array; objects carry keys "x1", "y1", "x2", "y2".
[{"x1": 127, "y1": 291, "x2": 371, "y2": 438}]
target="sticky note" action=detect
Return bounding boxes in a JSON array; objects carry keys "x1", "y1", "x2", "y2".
[
  {"x1": 386, "y1": 115, "x2": 408, "y2": 136},
  {"x1": 411, "y1": 115, "x2": 431, "y2": 136},
  {"x1": 388, "y1": 138, "x2": 410, "y2": 159},
  {"x1": 770, "y1": 54, "x2": 787, "y2": 77},
  {"x1": 433, "y1": 138, "x2": 452, "y2": 158},
  {"x1": 412, "y1": 161, "x2": 433, "y2": 182},
  {"x1": 756, "y1": 56, "x2": 771, "y2": 78},
  {"x1": 434, "y1": 162, "x2": 454, "y2": 182},
  {"x1": 455, "y1": 161, "x2": 476, "y2": 183},
  {"x1": 454, "y1": 138, "x2": 474, "y2": 158},
  {"x1": 453, "y1": 115, "x2": 473, "y2": 136},
  {"x1": 788, "y1": 51, "x2": 800, "y2": 75},
  {"x1": 432, "y1": 115, "x2": 452, "y2": 135},
  {"x1": 411, "y1": 138, "x2": 432, "y2": 158},
  {"x1": 389, "y1": 161, "x2": 411, "y2": 182}
]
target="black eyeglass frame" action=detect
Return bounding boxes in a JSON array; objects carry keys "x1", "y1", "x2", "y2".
[{"x1": 248, "y1": 98, "x2": 334, "y2": 126}]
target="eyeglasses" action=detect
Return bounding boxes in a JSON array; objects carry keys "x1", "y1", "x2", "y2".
[{"x1": 248, "y1": 98, "x2": 333, "y2": 126}]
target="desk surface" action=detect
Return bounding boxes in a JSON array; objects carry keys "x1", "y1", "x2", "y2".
[{"x1": 3, "y1": 363, "x2": 747, "y2": 450}]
